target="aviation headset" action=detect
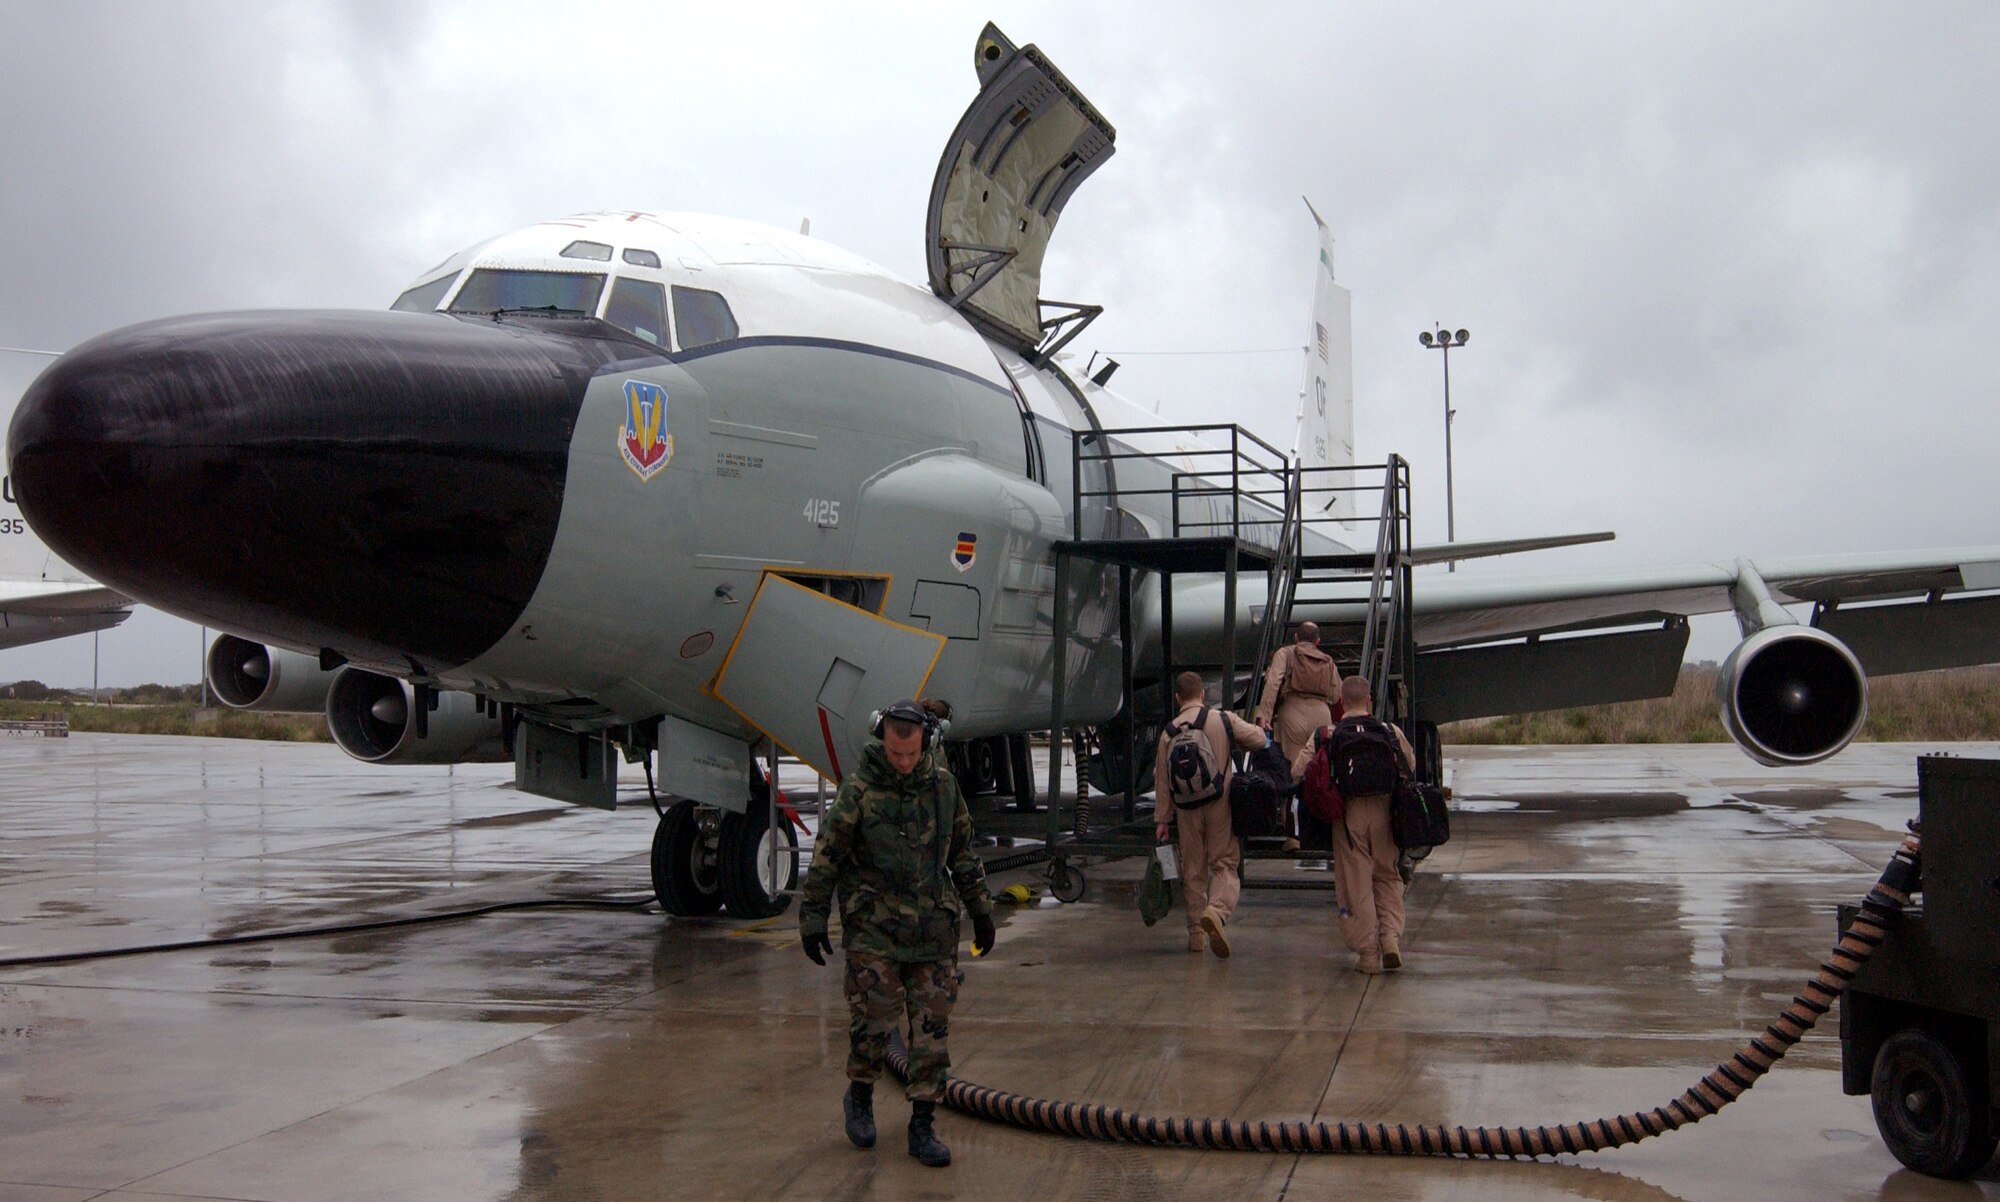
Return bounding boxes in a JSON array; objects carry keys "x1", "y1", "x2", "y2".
[{"x1": 870, "y1": 699, "x2": 941, "y2": 751}]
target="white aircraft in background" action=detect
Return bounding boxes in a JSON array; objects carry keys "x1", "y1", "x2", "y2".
[{"x1": 0, "y1": 386, "x2": 130, "y2": 653}]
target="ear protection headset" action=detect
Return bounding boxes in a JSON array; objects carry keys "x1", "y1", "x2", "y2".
[{"x1": 870, "y1": 698, "x2": 938, "y2": 751}]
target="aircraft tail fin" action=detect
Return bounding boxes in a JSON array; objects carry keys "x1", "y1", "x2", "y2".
[{"x1": 1292, "y1": 199, "x2": 1354, "y2": 518}]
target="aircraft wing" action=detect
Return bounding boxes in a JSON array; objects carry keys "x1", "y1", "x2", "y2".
[
  {"x1": 1413, "y1": 544, "x2": 2000, "y2": 653},
  {"x1": 0, "y1": 581, "x2": 131, "y2": 651},
  {"x1": 0, "y1": 580, "x2": 130, "y2": 615},
  {"x1": 1386, "y1": 544, "x2": 2000, "y2": 740}
]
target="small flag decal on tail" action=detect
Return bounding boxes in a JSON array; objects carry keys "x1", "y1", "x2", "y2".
[{"x1": 953, "y1": 532, "x2": 977, "y2": 572}]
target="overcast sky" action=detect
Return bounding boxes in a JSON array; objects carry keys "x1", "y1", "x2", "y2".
[{"x1": 5, "y1": 1, "x2": 1997, "y2": 688}]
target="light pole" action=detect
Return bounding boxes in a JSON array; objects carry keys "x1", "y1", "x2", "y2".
[{"x1": 1418, "y1": 326, "x2": 1470, "y2": 570}]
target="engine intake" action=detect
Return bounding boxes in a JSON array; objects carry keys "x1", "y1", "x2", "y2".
[
  {"x1": 1716, "y1": 626, "x2": 1868, "y2": 766},
  {"x1": 206, "y1": 635, "x2": 337, "y2": 712},
  {"x1": 325, "y1": 667, "x2": 507, "y2": 765}
]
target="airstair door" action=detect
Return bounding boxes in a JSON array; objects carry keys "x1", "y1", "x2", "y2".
[
  {"x1": 713, "y1": 573, "x2": 947, "y2": 783},
  {"x1": 925, "y1": 23, "x2": 1116, "y2": 354}
]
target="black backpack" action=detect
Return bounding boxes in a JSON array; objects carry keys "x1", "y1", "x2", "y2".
[
  {"x1": 1229, "y1": 741, "x2": 1292, "y2": 838},
  {"x1": 1327, "y1": 715, "x2": 1402, "y2": 798}
]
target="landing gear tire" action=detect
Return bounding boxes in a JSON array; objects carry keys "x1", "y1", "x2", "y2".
[
  {"x1": 718, "y1": 803, "x2": 799, "y2": 919},
  {"x1": 1870, "y1": 1027, "x2": 1998, "y2": 1178},
  {"x1": 1049, "y1": 860, "x2": 1086, "y2": 904},
  {"x1": 652, "y1": 800, "x2": 723, "y2": 917}
]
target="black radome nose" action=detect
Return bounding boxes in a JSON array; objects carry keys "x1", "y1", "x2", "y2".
[{"x1": 7, "y1": 310, "x2": 599, "y2": 669}]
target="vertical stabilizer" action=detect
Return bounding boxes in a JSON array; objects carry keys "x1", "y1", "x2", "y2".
[{"x1": 1293, "y1": 199, "x2": 1354, "y2": 518}]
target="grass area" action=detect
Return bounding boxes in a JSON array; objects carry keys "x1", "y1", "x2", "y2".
[
  {"x1": 1441, "y1": 665, "x2": 2000, "y2": 745},
  {"x1": 0, "y1": 697, "x2": 329, "y2": 741},
  {"x1": 11, "y1": 665, "x2": 2000, "y2": 747}
]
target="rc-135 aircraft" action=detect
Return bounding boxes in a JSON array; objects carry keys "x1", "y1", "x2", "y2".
[{"x1": 11, "y1": 25, "x2": 2000, "y2": 918}]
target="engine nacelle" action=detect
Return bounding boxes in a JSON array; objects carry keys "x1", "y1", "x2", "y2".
[
  {"x1": 1716, "y1": 625, "x2": 1868, "y2": 766},
  {"x1": 206, "y1": 634, "x2": 338, "y2": 712},
  {"x1": 325, "y1": 668, "x2": 507, "y2": 765}
]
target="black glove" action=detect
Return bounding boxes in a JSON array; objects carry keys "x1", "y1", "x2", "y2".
[
  {"x1": 972, "y1": 912, "x2": 996, "y2": 956},
  {"x1": 802, "y1": 930, "x2": 832, "y2": 966}
]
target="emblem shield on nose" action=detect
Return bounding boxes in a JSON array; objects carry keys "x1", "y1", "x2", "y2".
[{"x1": 620, "y1": 379, "x2": 673, "y2": 481}]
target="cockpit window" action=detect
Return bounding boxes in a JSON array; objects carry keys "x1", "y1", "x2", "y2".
[
  {"x1": 390, "y1": 274, "x2": 455, "y2": 313},
  {"x1": 672, "y1": 286, "x2": 739, "y2": 349},
  {"x1": 604, "y1": 278, "x2": 668, "y2": 347},
  {"x1": 622, "y1": 248, "x2": 662, "y2": 268},
  {"x1": 560, "y1": 240, "x2": 614, "y2": 262},
  {"x1": 448, "y1": 270, "x2": 606, "y2": 316}
]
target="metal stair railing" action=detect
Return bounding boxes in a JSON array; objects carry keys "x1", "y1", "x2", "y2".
[
  {"x1": 1281, "y1": 457, "x2": 1414, "y2": 723},
  {"x1": 1244, "y1": 467, "x2": 1305, "y2": 713}
]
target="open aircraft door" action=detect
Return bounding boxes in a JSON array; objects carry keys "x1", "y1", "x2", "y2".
[
  {"x1": 926, "y1": 23, "x2": 1115, "y2": 358},
  {"x1": 713, "y1": 573, "x2": 947, "y2": 783}
]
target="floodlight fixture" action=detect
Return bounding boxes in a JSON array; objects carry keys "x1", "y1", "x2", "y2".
[{"x1": 1419, "y1": 323, "x2": 1474, "y2": 570}]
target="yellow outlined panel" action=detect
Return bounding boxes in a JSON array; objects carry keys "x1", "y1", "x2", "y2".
[{"x1": 712, "y1": 571, "x2": 945, "y2": 782}]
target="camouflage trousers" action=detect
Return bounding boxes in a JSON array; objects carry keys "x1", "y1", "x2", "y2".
[{"x1": 844, "y1": 952, "x2": 960, "y2": 1101}]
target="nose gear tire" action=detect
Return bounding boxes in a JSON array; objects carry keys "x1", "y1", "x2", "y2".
[
  {"x1": 651, "y1": 800, "x2": 722, "y2": 917},
  {"x1": 718, "y1": 804, "x2": 797, "y2": 919}
]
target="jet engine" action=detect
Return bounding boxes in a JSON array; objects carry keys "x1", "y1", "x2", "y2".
[
  {"x1": 325, "y1": 667, "x2": 507, "y2": 765},
  {"x1": 206, "y1": 634, "x2": 338, "y2": 712},
  {"x1": 1716, "y1": 625, "x2": 1868, "y2": 767}
]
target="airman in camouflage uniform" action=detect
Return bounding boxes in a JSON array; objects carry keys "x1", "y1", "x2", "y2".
[{"x1": 800, "y1": 699, "x2": 994, "y2": 1168}]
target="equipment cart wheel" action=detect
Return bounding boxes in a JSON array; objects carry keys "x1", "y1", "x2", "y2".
[
  {"x1": 1870, "y1": 1028, "x2": 1998, "y2": 1178},
  {"x1": 717, "y1": 803, "x2": 798, "y2": 919},
  {"x1": 652, "y1": 800, "x2": 723, "y2": 917},
  {"x1": 1049, "y1": 860, "x2": 1086, "y2": 904}
]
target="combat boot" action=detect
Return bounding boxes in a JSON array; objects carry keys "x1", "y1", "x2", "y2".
[
  {"x1": 908, "y1": 1099, "x2": 951, "y2": 1167},
  {"x1": 843, "y1": 1080, "x2": 876, "y2": 1149}
]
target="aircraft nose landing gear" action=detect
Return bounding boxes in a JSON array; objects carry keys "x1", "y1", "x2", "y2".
[{"x1": 649, "y1": 767, "x2": 799, "y2": 920}]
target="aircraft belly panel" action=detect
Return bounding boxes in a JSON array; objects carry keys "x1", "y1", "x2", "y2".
[{"x1": 713, "y1": 574, "x2": 945, "y2": 781}]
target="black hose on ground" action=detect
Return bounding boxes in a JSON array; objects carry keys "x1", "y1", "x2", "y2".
[
  {"x1": 890, "y1": 832, "x2": 1921, "y2": 1159},
  {"x1": 0, "y1": 894, "x2": 660, "y2": 970}
]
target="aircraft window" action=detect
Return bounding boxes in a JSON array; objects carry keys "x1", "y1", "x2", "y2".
[
  {"x1": 623, "y1": 248, "x2": 662, "y2": 268},
  {"x1": 673, "y1": 286, "x2": 739, "y2": 349},
  {"x1": 390, "y1": 274, "x2": 455, "y2": 313},
  {"x1": 560, "y1": 240, "x2": 614, "y2": 261},
  {"x1": 604, "y1": 278, "x2": 668, "y2": 346},
  {"x1": 448, "y1": 270, "x2": 606, "y2": 316}
]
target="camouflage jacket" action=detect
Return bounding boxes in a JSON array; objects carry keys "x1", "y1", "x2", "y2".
[{"x1": 799, "y1": 741, "x2": 993, "y2": 962}]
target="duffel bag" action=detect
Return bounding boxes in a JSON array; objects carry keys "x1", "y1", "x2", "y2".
[{"x1": 1390, "y1": 779, "x2": 1450, "y2": 855}]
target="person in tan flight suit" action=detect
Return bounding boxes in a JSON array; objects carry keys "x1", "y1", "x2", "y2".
[
  {"x1": 1293, "y1": 675, "x2": 1417, "y2": 975},
  {"x1": 1154, "y1": 671, "x2": 1266, "y2": 958},
  {"x1": 1254, "y1": 621, "x2": 1340, "y2": 850}
]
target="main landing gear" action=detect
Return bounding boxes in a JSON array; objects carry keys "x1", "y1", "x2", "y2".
[{"x1": 650, "y1": 768, "x2": 799, "y2": 920}]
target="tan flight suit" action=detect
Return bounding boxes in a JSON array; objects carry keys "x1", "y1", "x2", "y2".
[
  {"x1": 1257, "y1": 642, "x2": 1340, "y2": 846},
  {"x1": 1254, "y1": 642, "x2": 1340, "y2": 763},
  {"x1": 1293, "y1": 717, "x2": 1417, "y2": 971},
  {"x1": 1155, "y1": 702, "x2": 1266, "y2": 936}
]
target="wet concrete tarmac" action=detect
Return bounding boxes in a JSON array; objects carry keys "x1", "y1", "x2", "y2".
[{"x1": 1, "y1": 733, "x2": 1996, "y2": 1200}]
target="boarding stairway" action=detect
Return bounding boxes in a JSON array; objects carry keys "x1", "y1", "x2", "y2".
[{"x1": 1035, "y1": 424, "x2": 1415, "y2": 899}]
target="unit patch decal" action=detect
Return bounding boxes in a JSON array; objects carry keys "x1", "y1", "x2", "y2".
[
  {"x1": 952, "y1": 531, "x2": 977, "y2": 572},
  {"x1": 619, "y1": 380, "x2": 674, "y2": 481}
]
